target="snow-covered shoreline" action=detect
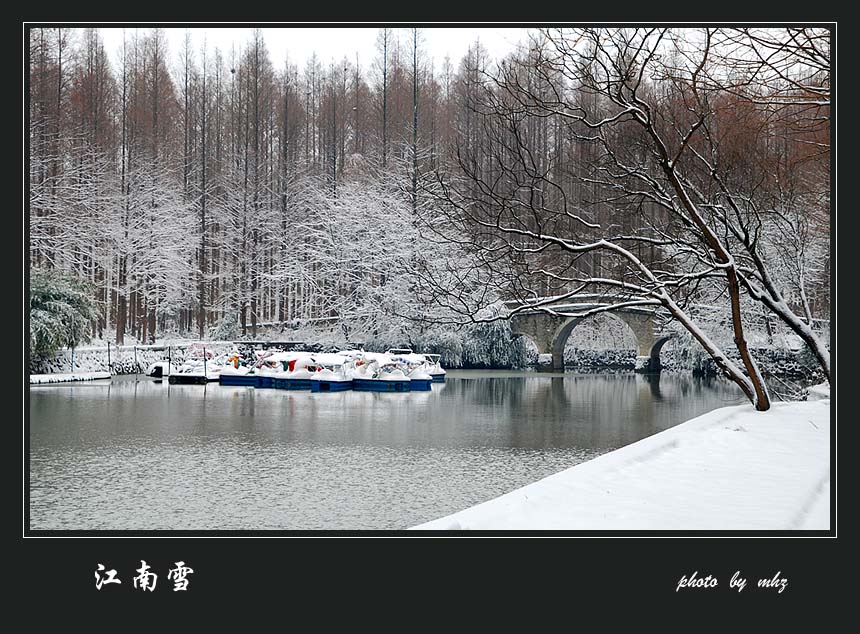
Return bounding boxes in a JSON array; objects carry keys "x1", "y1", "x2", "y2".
[
  {"x1": 412, "y1": 399, "x2": 831, "y2": 531},
  {"x1": 29, "y1": 372, "x2": 112, "y2": 384}
]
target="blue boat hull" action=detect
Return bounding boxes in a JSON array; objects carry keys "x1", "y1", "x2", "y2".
[
  {"x1": 431, "y1": 375, "x2": 446, "y2": 383},
  {"x1": 273, "y1": 377, "x2": 312, "y2": 390},
  {"x1": 353, "y1": 378, "x2": 411, "y2": 392},
  {"x1": 311, "y1": 380, "x2": 353, "y2": 392},
  {"x1": 256, "y1": 375, "x2": 276, "y2": 388},
  {"x1": 219, "y1": 374, "x2": 257, "y2": 387},
  {"x1": 409, "y1": 379, "x2": 432, "y2": 391}
]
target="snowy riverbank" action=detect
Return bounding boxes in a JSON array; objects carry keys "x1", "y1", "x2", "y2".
[
  {"x1": 29, "y1": 372, "x2": 112, "y2": 384},
  {"x1": 412, "y1": 399, "x2": 831, "y2": 531}
]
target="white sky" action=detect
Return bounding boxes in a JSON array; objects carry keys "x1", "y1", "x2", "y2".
[{"x1": 98, "y1": 27, "x2": 532, "y2": 74}]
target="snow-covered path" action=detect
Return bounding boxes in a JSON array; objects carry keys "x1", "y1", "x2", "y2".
[{"x1": 412, "y1": 399, "x2": 831, "y2": 531}]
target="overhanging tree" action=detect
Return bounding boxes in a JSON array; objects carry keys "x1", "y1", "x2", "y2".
[{"x1": 418, "y1": 28, "x2": 830, "y2": 411}]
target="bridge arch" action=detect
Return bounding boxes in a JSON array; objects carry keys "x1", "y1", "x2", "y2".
[
  {"x1": 510, "y1": 331, "x2": 541, "y2": 361},
  {"x1": 648, "y1": 335, "x2": 675, "y2": 372},
  {"x1": 511, "y1": 308, "x2": 669, "y2": 373},
  {"x1": 551, "y1": 313, "x2": 641, "y2": 372},
  {"x1": 550, "y1": 316, "x2": 582, "y2": 371}
]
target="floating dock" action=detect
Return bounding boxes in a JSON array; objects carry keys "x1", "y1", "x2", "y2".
[
  {"x1": 30, "y1": 371, "x2": 112, "y2": 384},
  {"x1": 168, "y1": 374, "x2": 218, "y2": 385}
]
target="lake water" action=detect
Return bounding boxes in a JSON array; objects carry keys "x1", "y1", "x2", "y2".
[{"x1": 29, "y1": 370, "x2": 746, "y2": 530}]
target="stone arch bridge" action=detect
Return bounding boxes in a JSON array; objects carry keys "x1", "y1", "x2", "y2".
[{"x1": 507, "y1": 296, "x2": 675, "y2": 372}]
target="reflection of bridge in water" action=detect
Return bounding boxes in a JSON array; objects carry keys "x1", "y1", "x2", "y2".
[{"x1": 506, "y1": 296, "x2": 674, "y2": 373}]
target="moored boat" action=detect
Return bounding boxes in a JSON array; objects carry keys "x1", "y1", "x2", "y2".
[
  {"x1": 218, "y1": 351, "x2": 257, "y2": 386},
  {"x1": 270, "y1": 352, "x2": 316, "y2": 390},
  {"x1": 424, "y1": 354, "x2": 447, "y2": 382},
  {"x1": 247, "y1": 350, "x2": 286, "y2": 388},
  {"x1": 146, "y1": 361, "x2": 181, "y2": 378},
  {"x1": 219, "y1": 365, "x2": 257, "y2": 386},
  {"x1": 308, "y1": 353, "x2": 352, "y2": 392},
  {"x1": 255, "y1": 366, "x2": 278, "y2": 388},
  {"x1": 352, "y1": 356, "x2": 412, "y2": 392},
  {"x1": 406, "y1": 367, "x2": 433, "y2": 391},
  {"x1": 387, "y1": 349, "x2": 445, "y2": 385},
  {"x1": 310, "y1": 368, "x2": 353, "y2": 392}
]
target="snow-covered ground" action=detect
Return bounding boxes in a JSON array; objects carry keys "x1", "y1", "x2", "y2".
[
  {"x1": 412, "y1": 399, "x2": 831, "y2": 531},
  {"x1": 29, "y1": 372, "x2": 112, "y2": 384}
]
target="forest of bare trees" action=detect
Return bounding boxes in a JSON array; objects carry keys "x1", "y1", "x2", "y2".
[
  {"x1": 28, "y1": 27, "x2": 831, "y2": 408},
  {"x1": 29, "y1": 27, "x2": 451, "y2": 344}
]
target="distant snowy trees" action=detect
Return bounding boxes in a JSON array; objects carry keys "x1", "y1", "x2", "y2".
[
  {"x1": 28, "y1": 27, "x2": 450, "y2": 346},
  {"x1": 22, "y1": 28, "x2": 468, "y2": 355}
]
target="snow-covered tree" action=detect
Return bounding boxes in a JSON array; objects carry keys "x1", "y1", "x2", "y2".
[{"x1": 30, "y1": 269, "x2": 99, "y2": 358}]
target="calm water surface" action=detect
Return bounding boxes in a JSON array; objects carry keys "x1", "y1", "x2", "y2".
[{"x1": 29, "y1": 370, "x2": 745, "y2": 530}]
